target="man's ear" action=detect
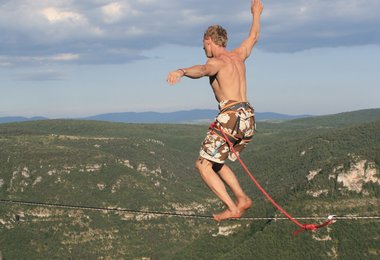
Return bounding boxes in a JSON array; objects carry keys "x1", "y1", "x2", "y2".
[{"x1": 204, "y1": 37, "x2": 212, "y2": 45}]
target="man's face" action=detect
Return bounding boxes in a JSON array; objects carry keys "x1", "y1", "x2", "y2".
[{"x1": 203, "y1": 38, "x2": 212, "y2": 58}]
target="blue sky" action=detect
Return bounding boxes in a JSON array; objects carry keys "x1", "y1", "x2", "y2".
[{"x1": 1, "y1": 0, "x2": 379, "y2": 118}]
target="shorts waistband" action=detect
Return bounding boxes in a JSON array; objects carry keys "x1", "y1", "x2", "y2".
[{"x1": 218, "y1": 100, "x2": 253, "y2": 112}]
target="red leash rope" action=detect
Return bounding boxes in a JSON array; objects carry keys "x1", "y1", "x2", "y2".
[{"x1": 217, "y1": 125, "x2": 336, "y2": 235}]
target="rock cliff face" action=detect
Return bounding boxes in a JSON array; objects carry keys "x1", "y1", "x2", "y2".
[
  {"x1": 336, "y1": 159, "x2": 379, "y2": 193},
  {"x1": 306, "y1": 155, "x2": 379, "y2": 197}
]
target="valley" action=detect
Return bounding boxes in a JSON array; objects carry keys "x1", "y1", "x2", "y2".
[{"x1": 0, "y1": 109, "x2": 379, "y2": 259}]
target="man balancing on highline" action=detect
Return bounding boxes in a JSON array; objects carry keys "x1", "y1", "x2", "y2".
[{"x1": 167, "y1": 0, "x2": 264, "y2": 221}]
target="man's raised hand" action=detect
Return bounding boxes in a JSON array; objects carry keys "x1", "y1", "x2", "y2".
[{"x1": 251, "y1": 0, "x2": 264, "y2": 15}]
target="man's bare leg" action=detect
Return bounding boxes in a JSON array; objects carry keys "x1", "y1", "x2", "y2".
[
  {"x1": 195, "y1": 157, "x2": 241, "y2": 221},
  {"x1": 216, "y1": 164, "x2": 252, "y2": 215}
]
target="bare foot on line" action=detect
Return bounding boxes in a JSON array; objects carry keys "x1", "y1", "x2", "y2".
[
  {"x1": 213, "y1": 209, "x2": 241, "y2": 222},
  {"x1": 237, "y1": 198, "x2": 252, "y2": 215}
]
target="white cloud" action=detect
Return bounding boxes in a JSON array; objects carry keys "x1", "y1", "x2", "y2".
[
  {"x1": 41, "y1": 7, "x2": 83, "y2": 24},
  {"x1": 137, "y1": 0, "x2": 160, "y2": 4},
  {"x1": 101, "y1": 1, "x2": 143, "y2": 24},
  {"x1": 101, "y1": 2, "x2": 124, "y2": 23},
  {"x1": 259, "y1": 0, "x2": 380, "y2": 52},
  {"x1": 124, "y1": 26, "x2": 145, "y2": 36},
  {"x1": 0, "y1": 53, "x2": 79, "y2": 67},
  {"x1": 0, "y1": 59, "x2": 13, "y2": 67},
  {"x1": 51, "y1": 53, "x2": 80, "y2": 61},
  {"x1": 0, "y1": 0, "x2": 379, "y2": 66},
  {"x1": 180, "y1": 9, "x2": 215, "y2": 26}
]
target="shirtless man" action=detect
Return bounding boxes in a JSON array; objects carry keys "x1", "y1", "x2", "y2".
[{"x1": 167, "y1": 0, "x2": 263, "y2": 221}]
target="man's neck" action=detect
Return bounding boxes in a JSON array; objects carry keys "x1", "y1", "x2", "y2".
[{"x1": 212, "y1": 46, "x2": 227, "y2": 58}]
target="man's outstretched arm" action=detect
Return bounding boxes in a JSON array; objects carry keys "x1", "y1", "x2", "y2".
[
  {"x1": 235, "y1": 0, "x2": 264, "y2": 61},
  {"x1": 167, "y1": 59, "x2": 221, "y2": 85}
]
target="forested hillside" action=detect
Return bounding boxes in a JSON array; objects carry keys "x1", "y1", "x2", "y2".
[{"x1": 0, "y1": 109, "x2": 379, "y2": 259}]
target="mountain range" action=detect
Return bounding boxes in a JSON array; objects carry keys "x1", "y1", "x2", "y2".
[{"x1": 0, "y1": 110, "x2": 309, "y2": 124}]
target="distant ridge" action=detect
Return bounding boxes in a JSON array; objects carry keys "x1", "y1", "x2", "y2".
[
  {"x1": 0, "y1": 116, "x2": 48, "y2": 124},
  {"x1": 0, "y1": 110, "x2": 310, "y2": 124},
  {"x1": 280, "y1": 108, "x2": 380, "y2": 128},
  {"x1": 1, "y1": 108, "x2": 379, "y2": 125},
  {"x1": 84, "y1": 109, "x2": 218, "y2": 123},
  {"x1": 83, "y1": 110, "x2": 310, "y2": 123},
  {"x1": 4, "y1": 108, "x2": 379, "y2": 125}
]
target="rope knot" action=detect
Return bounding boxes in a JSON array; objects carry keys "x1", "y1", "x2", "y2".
[
  {"x1": 293, "y1": 224, "x2": 317, "y2": 235},
  {"x1": 303, "y1": 224, "x2": 318, "y2": 231}
]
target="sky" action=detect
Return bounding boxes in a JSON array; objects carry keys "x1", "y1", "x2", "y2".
[{"x1": 0, "y1": 0, "x2": 379, "y2": 118}]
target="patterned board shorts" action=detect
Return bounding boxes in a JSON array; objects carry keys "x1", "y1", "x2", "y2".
[{"x1": 199, "y1": 100, "x2": 256, "y2": 164}]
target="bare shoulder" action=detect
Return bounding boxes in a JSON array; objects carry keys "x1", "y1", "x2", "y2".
[
  {"x1": 206, "y1": 57, "x2": 227, "y2": 70},
  {"x1": 231, "y1": 46, "x2": 248, "y2": 61},
  {"x1": 207, "y1": 57, "x2": 224, "y2": 66}
]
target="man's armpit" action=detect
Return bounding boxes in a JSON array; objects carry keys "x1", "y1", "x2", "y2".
[{"x1": 233, "y1": 45, "x2": 249, "y2": 61}]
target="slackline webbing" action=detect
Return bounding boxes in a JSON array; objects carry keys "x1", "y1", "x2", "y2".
[{"x1": 1, "y1": 199, "x2": 379, "y2": 222}]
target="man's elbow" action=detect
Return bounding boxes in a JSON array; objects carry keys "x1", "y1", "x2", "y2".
[{"x1": 252, "y1": 31, "x2": 260, "y2": 43}]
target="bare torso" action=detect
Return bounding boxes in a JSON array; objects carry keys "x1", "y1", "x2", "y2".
[{"x1": 209, "y1": 50, "x2": 247, "y2": 103}]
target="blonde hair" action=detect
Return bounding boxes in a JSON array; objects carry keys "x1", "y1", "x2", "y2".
[{"x1": 203, "y1": 25, "x2": 228, "y2": 47}]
